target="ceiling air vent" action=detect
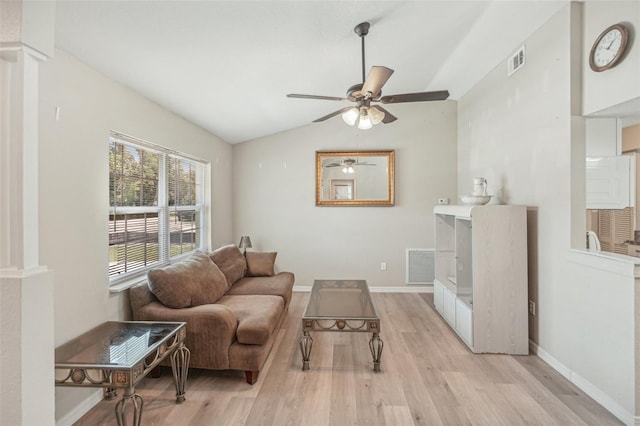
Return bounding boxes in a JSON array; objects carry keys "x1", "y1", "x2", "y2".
[{"x1": 507, "y1": 45, "x2": 526, "y2": 76}]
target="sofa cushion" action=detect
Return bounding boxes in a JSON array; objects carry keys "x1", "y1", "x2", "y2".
[
  {"x1": 245, "y1": 252, "x2": 277, "y2": 277},
  {"x1": 227, "y1": 272, "x2": 295, "y2": 307},
  {"x1": 217, "y1": 295, "x2": 284, "y2": 345},
  {"x1": 147, "y1": 252, "x2": 228, "y2": 308},
  {"x1": 209, "y1": 244, "x2": 247, "y2": 286}
]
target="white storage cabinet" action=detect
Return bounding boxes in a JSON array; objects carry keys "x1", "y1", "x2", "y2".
[{"x1": 433, "y1": 205, "x2": 529, "y2": 354}]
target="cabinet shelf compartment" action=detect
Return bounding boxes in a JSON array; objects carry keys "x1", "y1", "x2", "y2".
[
  {"x1": 432, "y1": 205, "x2": 528, "y2": 355},
  {"x1": 435, "y1": 214, "x2": 457, "y2": 288}
]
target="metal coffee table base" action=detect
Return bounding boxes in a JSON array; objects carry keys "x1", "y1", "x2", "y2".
[{"x1": 299, "y1": 319, "x2": 383, "y2": 372}]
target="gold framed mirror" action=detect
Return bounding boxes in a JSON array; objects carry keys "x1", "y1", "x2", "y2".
[{"x1": 316, "y1": 150, "x2": 395, "y2": 206}]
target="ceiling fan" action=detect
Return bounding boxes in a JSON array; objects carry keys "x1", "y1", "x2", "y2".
[
  {"x1": 325, "y1": 158, "x2": 375, "y2": 173},
  {"x1": 287, "y1": 21, "x2": 450, "y2": 129}
]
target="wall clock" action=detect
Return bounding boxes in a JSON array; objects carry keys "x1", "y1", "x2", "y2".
[{"x1": 589, "y1": 23, "x2": 629, "y2": 72}]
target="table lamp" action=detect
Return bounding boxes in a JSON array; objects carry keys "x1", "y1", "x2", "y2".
[{"x1": 238, "y1": 236, "x2": 252, "y2": 255}]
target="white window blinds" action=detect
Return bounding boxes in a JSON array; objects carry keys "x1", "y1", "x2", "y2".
[
  {"x1": 167, "y1": 155, "x2": 202, "y2": 258},
  {"x1": 108, "y1": 133, "x2": 206, "y2": 283}
]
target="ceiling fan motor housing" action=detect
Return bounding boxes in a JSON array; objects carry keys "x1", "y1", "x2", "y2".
[
  {"x1": 354, "y1": 22, "x2": 370, "y2": 37},
  {"x1": 346, "y1": 83, "x2": 364, "y2": 99}
]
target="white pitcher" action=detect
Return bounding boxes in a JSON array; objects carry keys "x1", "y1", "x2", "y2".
[{"x1": 472, "y1": 177, "x2": 487, "y2": 196}]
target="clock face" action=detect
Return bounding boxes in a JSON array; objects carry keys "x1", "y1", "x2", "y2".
[{"x1": 590, "y1": 24, "x2": 629, "y2": 72}]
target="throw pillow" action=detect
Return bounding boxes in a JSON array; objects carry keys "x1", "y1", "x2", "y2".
[
  {"x1": 245, "y1": 251, "x2": 277, "y2": 277},
  {"x1": 147, "y1": 252, "x2": 228, "y2": 308},
  {"x1": 209, "y1": 244, "x2": 247, "y2": 286}
]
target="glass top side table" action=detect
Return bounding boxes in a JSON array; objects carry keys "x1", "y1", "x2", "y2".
[{"x1": 55, "y1": 321, "x2": 190, "y2": 426}]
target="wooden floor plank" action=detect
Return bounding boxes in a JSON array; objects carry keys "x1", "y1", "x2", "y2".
[
  {"x1": 72, "y1": 292, "x2": 623, "y2": 426},
  {"x1": 496, "y1": 383, "x2": 562, "y2": 425},
  {"x1": 329, "y1": 343, "x2": 359, "y2": 425},
  {"x1": 392, "y1": 351, "x2": 444, "y2": 426},
  {"x1": 382, "y1": 405, "x2": 416, "y2": 426}
]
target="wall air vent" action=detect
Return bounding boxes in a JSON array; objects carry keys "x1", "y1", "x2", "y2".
[
  {"x1": 507, "y1": 45, "x2": 526, "y2": 76},
  {"x1": 406, "y1": 249, "x2": 435, "y2": 285}
]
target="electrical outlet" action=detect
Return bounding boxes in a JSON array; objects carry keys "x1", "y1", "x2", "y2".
[
  {"x1": 528, "y1": 300, "x2": 536, "y2": 316},
  {"x1": 438, "y1": 198, "x2": 449, "y2": 205},
  {"x1": 380, "y1": 262, "x2": 387, "y2": 271}
]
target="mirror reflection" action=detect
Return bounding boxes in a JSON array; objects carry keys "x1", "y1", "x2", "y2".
[{"x1": 316, "y1": 150, "x2": 394, "y2": 206}]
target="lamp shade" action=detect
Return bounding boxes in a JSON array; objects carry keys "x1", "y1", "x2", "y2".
[
  {"x1": 238, "y1": 236, "x2": 252, "y2": 250},
  {"x1": 369, "y1": 106, "x2": 385, "y2": 125},
  {"x1": 357, "y1": 108, "x2": 373, "y2": 130},
  {"x1": 341, "y1": 107, "x2": 359, "y2": 126},
  {"x1": 342, "y1": 106, "x2": 384, "y2": 130}
]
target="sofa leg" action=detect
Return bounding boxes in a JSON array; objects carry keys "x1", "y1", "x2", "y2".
[{"x1": 245, "y1": 370, "x2": 259, "y2": 385}]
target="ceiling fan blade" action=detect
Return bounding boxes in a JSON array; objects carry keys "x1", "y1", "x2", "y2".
[
  {"x1": 378, "y1": 90, "x2": 450, "y2": 104},
  {"x1": 361, "y1": 66, "x2": 394, "y2": 98},
  {"x1": 312, "y1": 106, "x2": 355, "y2": 123},
  {"x1": 370, "y1": 105, "x2": 397, "y2": 124},
  {"x1": 287, "y1": 94, "x2": 349, "y2": 102}
]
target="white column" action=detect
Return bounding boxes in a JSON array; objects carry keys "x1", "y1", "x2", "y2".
[{"x1": 0, "y1": 2, "x2": 55, "y2": 424}]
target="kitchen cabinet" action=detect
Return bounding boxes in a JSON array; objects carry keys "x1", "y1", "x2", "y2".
[
  {"x1": 586, "y1": 156, "x2": 634, "y2": 209},
  {"x1": 585, "y1": 118, "x2": 635, "y2": 210},
  {"x1": 596, "y1": 207, "x2": 634, "y2": 254},
  {"x1": 433, "y1": 205, "x2": 528, "y2": 354},
  {"x1": 621, "y1": 124, "x2": 640, "y2": 152}
]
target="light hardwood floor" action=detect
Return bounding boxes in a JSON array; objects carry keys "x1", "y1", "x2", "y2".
[{"x1": 74, "y1": 292, "x2": 622, "y2": 425}]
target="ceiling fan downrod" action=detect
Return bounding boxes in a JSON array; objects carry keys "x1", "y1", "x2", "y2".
[{"x1": 354, "y1": 22, "x2": 370, "y2": 84}]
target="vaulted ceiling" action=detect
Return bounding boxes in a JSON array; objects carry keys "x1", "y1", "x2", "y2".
[{"x1": 54, "y1": 1, "x2": 567, "y2": 143}]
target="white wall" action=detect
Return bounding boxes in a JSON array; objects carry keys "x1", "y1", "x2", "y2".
[
  {"x1": 233, "y1": 101, "x2": 457, "y2": 288},
  {"x1": 458, "y1": 3, "x2": 637, "y2": 423},
  {"x1": 458, "y1": 0, "x2": 573, "y2": 345},
  {"x1": 38, "y1": 49, "x2": 233, "y2": 423}
]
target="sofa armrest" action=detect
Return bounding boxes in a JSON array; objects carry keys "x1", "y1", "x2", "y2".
[
  {"x1": 129, "y1": 281, "x2": 159, "y2": 313},
  {"x1": 134, "y1": 302, "x2": 238, "y2": 369}
]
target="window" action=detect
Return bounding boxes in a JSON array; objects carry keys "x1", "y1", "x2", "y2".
[{"x1": 108, "y1": 133, "x2": 206, "y2": 284}]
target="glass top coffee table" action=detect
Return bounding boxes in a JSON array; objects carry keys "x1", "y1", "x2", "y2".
[
  {"x1": 300, "y1": 279, "x2": 383, "y2": 372},
  {"x1": 55, "y1": 321, "x2": 190, "y2": 426}
]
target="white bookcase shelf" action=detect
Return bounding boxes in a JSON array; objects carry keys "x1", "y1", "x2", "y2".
[{"x1": 433, "y1": 204, "x2": 529, "y2": 354}]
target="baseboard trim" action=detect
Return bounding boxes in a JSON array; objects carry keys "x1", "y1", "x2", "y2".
[
  {"x1": 293, "y1": 285, "x2": 433, "y2": 293},
  {"x1": 529, "y1": 340, "x2": 635, "y2": 425},
  {"x1": 56, "y1": 390, "x2": 103, "y2": 426}
]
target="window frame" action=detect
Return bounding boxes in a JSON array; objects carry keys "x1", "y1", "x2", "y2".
[{"x1": 108, "y1": 132, "x2": 208, "y2": 287}]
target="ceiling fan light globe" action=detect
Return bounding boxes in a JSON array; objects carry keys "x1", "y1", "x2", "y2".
[
  {"x1": 357, "y1": 108, "x2": 373, "y2": 130},
  {"x1": 358, "y1": 106, "x2": 373, "y2": 130},
  {"x1": 369, "y1": 106, "x2": 385, "y2": 125},
  {"x1": 358, "y1": 117, "x2": 373, "y2": 130},
  {"x1": 342, "y1": 107, "x2": 359, "y2": 126}
]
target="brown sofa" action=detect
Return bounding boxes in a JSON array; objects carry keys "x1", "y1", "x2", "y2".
[{"x1": 129, "y1": 245, "x2": 294, "y2": 384}]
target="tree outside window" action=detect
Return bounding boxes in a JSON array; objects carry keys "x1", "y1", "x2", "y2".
[{"x1": 108, "y1": 134, "x2": 206, "y2": 283}]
